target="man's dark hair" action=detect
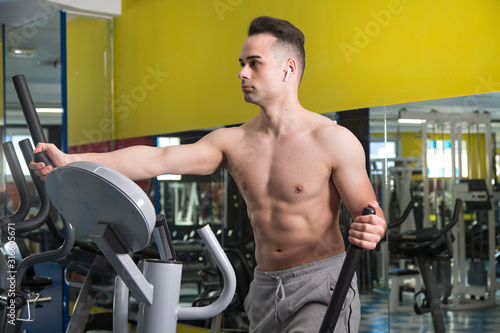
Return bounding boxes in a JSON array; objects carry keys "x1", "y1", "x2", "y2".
[{"x1": 248, "y1": 16, "x2": 305, "y2": 78}]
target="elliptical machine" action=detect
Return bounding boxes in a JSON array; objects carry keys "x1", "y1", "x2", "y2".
[
  {"x1": 4, "y1": 74, "x2": 237, "y2": 332},
  {"x1": 0, "y1": 74, "x2": 77, "y2": 333}
]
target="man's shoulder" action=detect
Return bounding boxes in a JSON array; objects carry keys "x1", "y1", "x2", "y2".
[
  {"x1": 211, "y1": 124, "x2": 246, "y2": 136},
  {"x1": 203, "y1": 125, "x2": 245, "y2": 145},
  {"x1": 310, "y1": 117, "x2": 354, "y2": 140},
  {"x1": 309, "y1": 118, "x2": 363, "y2": 158}
]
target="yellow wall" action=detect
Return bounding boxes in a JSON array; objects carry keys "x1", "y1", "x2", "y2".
[
  {"x1": 108, "y1": 0, "x2": 500, "y2": 140},
  {"x1": 66, "y1": 17, "x2": 112, "y2": 147}
]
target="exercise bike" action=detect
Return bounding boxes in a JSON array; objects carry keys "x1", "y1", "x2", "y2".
[{"x1": 387, "y1": 198, "x2": 462, "y2": 333}]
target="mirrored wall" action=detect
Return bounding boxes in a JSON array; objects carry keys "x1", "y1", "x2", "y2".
[
  {"x1": 370, "y1": 92, "x2": 500, "y2": 330},
  {"x1": 2, "y1": 10, "x2": 65, "y2": 333},
  {"x1": 2, "y1": 11, "x2": 62, "y2": 210}
]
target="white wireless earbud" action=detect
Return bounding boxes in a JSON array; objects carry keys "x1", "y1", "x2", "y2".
[{"x1": 284, "y1": 68, "x2": 291, "y2": 82}]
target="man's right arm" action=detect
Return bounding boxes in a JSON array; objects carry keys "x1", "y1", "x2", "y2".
[{"x1": 31, "y1": 128, "x2": 228, "y2": 181}]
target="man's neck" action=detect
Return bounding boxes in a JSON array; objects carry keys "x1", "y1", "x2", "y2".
[{"x1": 257, "y1": 98, "x2": 305, "y2": 136}]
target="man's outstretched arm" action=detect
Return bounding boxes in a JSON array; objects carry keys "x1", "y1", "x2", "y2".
[{"x1": 30, "y1": 128, "x2": 227, "y2": 181}]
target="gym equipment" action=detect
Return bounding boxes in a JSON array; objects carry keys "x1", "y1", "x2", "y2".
[
  {"x1": 4, "y1": 74, "x2": 236, "y2": 332},
  {"x1": 191, "y1": 247, "x2": 253, "y2": 331},
  {"x1": 11, "y1": 75, "x2": 54, "y2": 168},
  {"x1": 0, "y1": 141, "x2": 33, "y2": 333},
  {"x1": 0, "y1": 74, "x2": 76, "y2": 333},
  {"x1": 0, "y1": 142, "x2": 31, "y2": 225},
  {"x1": 5, "y1": 74, "x2": 136, "y2": 332},
  {"x1": 451, "y1": 180, "x2": 497, "y2": 309},
  {"x1": 319, "y1": 206, "x2": 376, "y2": 333},
  {"x1": 45, "y1": 160, "x2": 236, "y2": 332},
  {"x1": 388, "y1": 198, "x2": 462, "y2": 333},
  {"x1": 398, "y1": 109, "x2": 498, "y2": 310}
]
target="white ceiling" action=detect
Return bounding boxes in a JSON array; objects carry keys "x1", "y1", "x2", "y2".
[{"x1": 370, "y1": 92, "x2": 500, "y2": 132}]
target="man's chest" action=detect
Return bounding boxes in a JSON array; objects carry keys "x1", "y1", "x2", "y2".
[{"x1": 224, "y1": 139, "x2": 332, "y2": 202}]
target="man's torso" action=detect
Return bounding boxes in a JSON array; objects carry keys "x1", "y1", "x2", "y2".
[{"x1": 219, "y1": 114, "x2": 347, "y2": 271}]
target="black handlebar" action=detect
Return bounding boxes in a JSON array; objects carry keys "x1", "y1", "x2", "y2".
[
  {"x1": 13, "y1": 139, "x2": 53, "y2": 235},
  {"x1": 0, "y1": 142, "x2": 31, "y2": 234},
  {"x1": 387, "y1": 197, "x2": 418, "y2": 229},
  {"x1": 11, "y1": 74, "x2": 54, "y2": 168},
  {"x1": 7, "y1": 74, "x2": 76, "y2": 290},
  {"x1": 319, "y1": 206, "x2": 376, "y2": 333},
  {"x1": 389, "y1": 199, "x2": 462, "y2": 243}
]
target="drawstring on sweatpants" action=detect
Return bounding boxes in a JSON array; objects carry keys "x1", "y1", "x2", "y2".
[{"x1": 265, "y1": 273, "x2": 293, "y2": 321}]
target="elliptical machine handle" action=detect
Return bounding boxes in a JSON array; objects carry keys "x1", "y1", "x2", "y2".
[
  {"x1": 8, "y1": 74, "x2": 76, "y2": 288},
  {"x1": 11, "y1": 74, "x2": 55, "y2": 168},
  {"x1": 177, "y1": 224, "x2": 237, "y2": 320},
  {"x1": 14, "y1": 139, "x2": 54, "y2": 234},
  {"x1": 0, "y1": 142, "x2": 31, "y2": 227},
  {"x1": 319, "y1": 206, "x2": 376, "y2": 333}
]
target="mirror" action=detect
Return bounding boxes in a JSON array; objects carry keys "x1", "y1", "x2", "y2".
[
  {"x1": 369, "y1": 91, "x2": 500, "y2": 331},
  {"x1": 1, "y1": 10, "x2": 64, "y2": 332},
  {"x1": 2, "y1": 11, "x2": 62, "y2": 198},
  {"x1": 3, "y1": 12, "x2": 62, "y2": 125}
]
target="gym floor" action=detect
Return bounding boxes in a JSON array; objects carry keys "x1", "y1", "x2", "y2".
[{"x1": 359, "y1": 291, "x2": 500, "y2": 332}]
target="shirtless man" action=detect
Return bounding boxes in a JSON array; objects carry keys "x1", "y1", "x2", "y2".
[{"x1": 32, "y1": 16, "x2": 386, "y2": 332}]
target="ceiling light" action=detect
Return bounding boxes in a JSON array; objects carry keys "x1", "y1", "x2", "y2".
[
  {"x1": 8, "y1": 47, "x2": 37, "y2": 58},
  {"x1": 157, "y1": 174, "x2": 182, "y2": 181},
  {"x1": 398, "y1": 119, "x2": 427, "y2": 124},
  {"x1": 36, "y1": 108, "x2": 63, "y2": 114}
]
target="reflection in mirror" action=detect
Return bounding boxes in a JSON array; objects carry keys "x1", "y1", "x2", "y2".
[
  {"x1": 1, "y1": 12, "x2": 64, "y2": 332},
  {"x1": 155, "y1": 129, "x2": 255, "y2": 329},
  {"x1": 157, "y1": 136, "x2": 224, "y2": 226},
  {"x1": 3, "y1": 12, "x2": 62, "y2": 214},
  {"x1": 371, "y1": 92, "x2": 500, "y2": 331},
  {"x1": 4, "y1": 12, "x2": 62, "y2": 125}
]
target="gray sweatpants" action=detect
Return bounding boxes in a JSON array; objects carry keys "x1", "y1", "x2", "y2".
[{"x1": 243, "y1": 252, "x2": 360, "y2": 333}]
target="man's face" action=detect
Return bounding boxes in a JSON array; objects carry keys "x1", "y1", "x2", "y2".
[{"x1": 238, "y1": 33, "x2": 286, "y2": 106}]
